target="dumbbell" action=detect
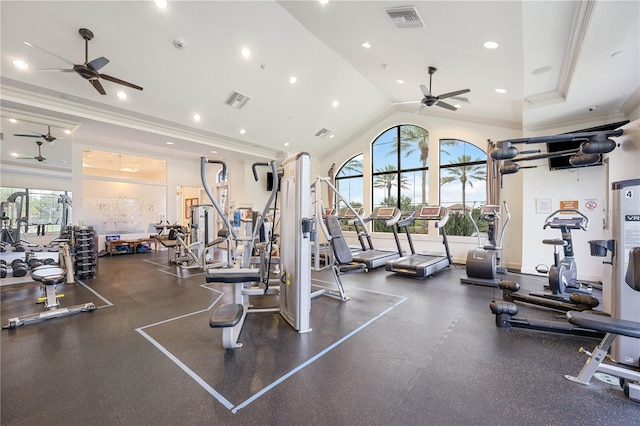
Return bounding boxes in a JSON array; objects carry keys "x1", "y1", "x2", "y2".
[
  {"x1": 13, "y1": 243, "x2": 25, "y2": 252},
  {"x1": 0, "y1": 264, "x2": 6, "y2": 278},
  {"x1": 28, "y1": 258, "x2": 43, "y2": 269},
  {"x1": 43, "y1": 258, "x2": 57, "y2": 265},
  {"x1": 11, "y1": 260, "x2": 27, "y2": 277}
]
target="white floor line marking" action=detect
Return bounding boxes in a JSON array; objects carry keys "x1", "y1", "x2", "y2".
[
  {"x1": 136, "y1": 328, "x2": 234, "y2": 410},
  {"x1": 76, "y1": 279, "x2": 113, "y2": 306},
  {"x1": 142, "y1": 259, "x2": 171, "y2": 268},
  {"x1": 137, "y1": 282, "x2": 406, "y2": 414},
  {"x1": 231, "y1": 295, "x2": 407, "y2": 413},
  {"x1": 135, "y1": 285, "x2": 235, "y2": 408}
]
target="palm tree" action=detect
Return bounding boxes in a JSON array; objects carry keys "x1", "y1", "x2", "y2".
[
  {"x1": 337, "y1": 155, "x2": 363, "y2": 177},
  {"x1": 440, "y1": 154, "x2": 486, "y2": 235},
  {"x1": 399, "y1": 126, "x2": 429, "y2": 204},
  {"x1": 440, "y1": 154, "x2": 486, "y2": 209},
  {"x1": 373, "y1": 164, "x2": 409, "y2": 204}
]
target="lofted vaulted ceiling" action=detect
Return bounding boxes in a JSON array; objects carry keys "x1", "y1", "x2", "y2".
[{"x1": 1, "y1": 1, "x2": 638, "y2": 173}]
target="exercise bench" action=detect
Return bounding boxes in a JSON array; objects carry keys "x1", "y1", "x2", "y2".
[{"x1": 564, "y1": 311, "x2": 640, "y2": 402}]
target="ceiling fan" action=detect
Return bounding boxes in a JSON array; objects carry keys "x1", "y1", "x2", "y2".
[
  {"x1": 25, "y1": 28, "x2": 143, "y2": 95},
  {"x1": 14, "y1": 125, "x2": 59, "y2": 143},
  {"x1": 394, "y1": 66, "x2": 470, "y2": 114},
  {"x1": 16, "y1": 141, "x2": 47, "y2": 162}
]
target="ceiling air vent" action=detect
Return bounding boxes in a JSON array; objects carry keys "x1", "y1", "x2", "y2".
[
  {"x1": 315, "y1": 128, "x2": 331, "y2": 138},
  {"x1": 224, "y1": 91, "x2": 250, "y2": 109},
  {"x1": 386, "y1": 6, "x2": 424, "y2": 29}
]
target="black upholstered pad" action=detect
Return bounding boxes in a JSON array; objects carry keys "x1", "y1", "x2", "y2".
[
  {"x1": 325, "y1": 215, "x2": 353, "y2": 264},
  {"x1": 205, "y1": 268, "x2": 260, "y2": 283},
  {"x1": 567, "y1": 311, "x2": 640, "y2": 339},
  {"x1": 210, "y1": 304, "x2": 244, "y2": 328}
]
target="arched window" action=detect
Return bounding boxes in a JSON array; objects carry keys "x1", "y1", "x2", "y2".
[
  {"x1": 371, "y1": 125, "x2": 429, "y2": 211},
  {"x1": 439, "y1": 139, "x2": 487, "y2": 236},
  {"x1": 334, "y1": 153, "x2": 364, "y2": 215}
]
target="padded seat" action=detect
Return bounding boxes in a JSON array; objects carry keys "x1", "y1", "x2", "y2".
[
  {"x1": 210, "y1": 303, "x2": 244, "y2": 328},
  {"x1": 205, "y1": 268, "x2": 261, "y2": 283}
]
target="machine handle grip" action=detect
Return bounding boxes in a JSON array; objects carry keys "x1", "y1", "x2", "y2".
[
  {"x1": 542, "y1": 209, "x2": 589, "y2": 231},
  {"x1": 252, "y1": 162, "x2": 270, "y2": 181}
]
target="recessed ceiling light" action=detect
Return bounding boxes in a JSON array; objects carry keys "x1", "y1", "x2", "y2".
[
  {"x1": 454, "y1": 104, "x2": 462, "y2": 109},
  {"x1": 284, "y1": 142, "x2": 290, "y2": 147},
  {"x1": 319, "y1": 0, "x2": 329, "y2": 5},
  {"x1": 332, "y1": 100, "x2": 339, "y2": 108},
  {"x1": 396, "y1": 79, "x2": 404, "y2": 84},
  {"x1": 116, "y1": 91, "x2": 128, "y2": 100},
  {"x1": 9, "y1": 118, "x2": 17, "y2": 123},
  {"x1": 329, "y1": 134, "x2": 335, "y2": 139},
  {"x1": 211, "y1": 150, "x2": 217, "y2": 154},
  {"x1": 361, "y1": 42, "x2": 371, "y2": 49},
  {"x1": 494, "y1": 88, "x2": 507, "y2": 94},
  {"x1": 12, "y1": 59, "x2": 28, "y2": 70},
  {"x1": 483, "y1": 41, "x2": 499, "y2": 49},
  {"x1": 11, "y1": 152, "x2": 19, "y2": 157},
  {"x1": 64, "y1": 129, "x2": 72, "y2": 135},
  {"x1": 154, "y1": 0, "x2": 167, "y2": 9},
  {"x1": 193, "y1": 113, "x2": 201, "y2": 121},
  {"x1": 289, "y1": 76, "x2": 297, "y2": 84},
  {"x1": 239, "y1": 129, "x2": 246, "y2": 134},
  {"x1": 166, "y1": 141, "x2": 174, "y2": 145},
  {"x1": 241, "y1": 47, "x2": 250, "y2": 58}
]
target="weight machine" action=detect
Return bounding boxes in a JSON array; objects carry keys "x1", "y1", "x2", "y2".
[{"x1": 564, "y1": 178, "x2": 640, "y2": 402}]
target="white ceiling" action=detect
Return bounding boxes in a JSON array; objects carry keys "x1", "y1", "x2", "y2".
[{"x1": 1, "y1": 1, "x2": 638, "y2": 174}]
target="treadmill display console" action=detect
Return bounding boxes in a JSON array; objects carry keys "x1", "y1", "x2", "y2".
[
  {"x1": 418, "y1": 206, "x2": 443, "y2": 219},
  {"x1": 375, "y1": 207, "x2": 396, "y2": 218}
]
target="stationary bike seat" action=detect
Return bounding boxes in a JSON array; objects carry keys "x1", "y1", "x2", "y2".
[{"x1": 543, "y1": 238, "x2": 567, "y2": 246}]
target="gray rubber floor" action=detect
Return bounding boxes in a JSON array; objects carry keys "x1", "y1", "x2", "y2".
[{"x1": 1, "y1": 252, "x2": 638, "y2": 425}]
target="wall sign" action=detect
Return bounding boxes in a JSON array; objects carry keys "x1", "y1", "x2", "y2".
[
  {"x1": 584, "y1": 199, "x2": 598, "y2": 210},
  {"x1": 560, "y1": 200, "x2": 579, "y2": 212}
]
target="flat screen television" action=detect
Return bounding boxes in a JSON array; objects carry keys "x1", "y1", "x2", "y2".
[
  {"x1": 266, "y1": 172, "x2": 280, "y2": 192},
  {"x1": 547, "y1": 120, "x2": 628, "y2": 171}
]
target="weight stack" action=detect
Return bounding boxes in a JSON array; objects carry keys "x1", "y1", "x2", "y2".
[{"x1": 73, "y1": 226, "x2": 97, "y2": 279}]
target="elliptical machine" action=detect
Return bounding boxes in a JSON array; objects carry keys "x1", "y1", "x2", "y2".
[
  {"x1": 461, "y1": 201, "x2": 510, "y2": 287},
  {"x1": 536, "y1": 209, "x2": 593, "y2": 295}
]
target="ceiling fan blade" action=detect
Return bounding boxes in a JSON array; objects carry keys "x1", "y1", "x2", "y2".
[
  {"x1": 436, "y1": 101, "x2": 458, "y2": 111},
  {"x1": 23, "y1": 41, "x2": 76, "y2": 67},
  {"x1": 438, "y1": 89, "x2": 470, "y2": 100},
  {"x1": 413, "y1": 104, "x2": 426, "y2": 116},
  {"x1": 450, "y1": 96, "x2": 470, "y2": 104},
  {"x1": 14, "y1": 133, "x2": 44, "y2": 138},
  {"x1": 392, "y1": 100, "x2": 422, "y2": 105},
  {"x1": 100, "y1": 74, "x2": 143, "y2": 91},
  {"x1": 15, "y1": 156, "x2": 36, "y2": 160},
  {"x1": 35, "y1": 68, "x2": 74, "y2": 72},
  {"x1": 88, "y1": 56, "x2": 109, "y2": 71},
  {"x1": 420, "y1": 84, "x2": 431, "y2": 97},
  {"x1": 91, "y1": 79, "x2": 107, "y2": 95}
]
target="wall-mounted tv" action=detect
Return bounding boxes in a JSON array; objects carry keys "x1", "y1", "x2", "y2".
[
  {"x1": 266, "y1": 172, "x2": 280, "y2": 192},
  {"x1": 547, "y1": 120, "x2": 629, "y2": 171}
]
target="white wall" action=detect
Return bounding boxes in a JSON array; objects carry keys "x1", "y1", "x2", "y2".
[{"x1": 318, "y1": 110, "x2": 522, "y2": 264}]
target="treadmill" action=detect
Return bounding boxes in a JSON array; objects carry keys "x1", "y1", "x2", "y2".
[
  {"x1": 385, "y1": 205, "x2": 452, "y2": 278},
  {"x1": 350, "y1": 206, "x2": 403, "y2": 269}
]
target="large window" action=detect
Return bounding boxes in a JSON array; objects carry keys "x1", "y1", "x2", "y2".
[
  {"x1": 439, "y1": 139, "x2": 487, "y2": 236},
  {"x1": 334, "y1": 154, "x2": 364, "y2": 216},
  {"x1": 372, "y1": 125, "x2": 429, "y2": 211},
  {"x1": 0, "y1": 187, "x2": 72, "y2": 238}
]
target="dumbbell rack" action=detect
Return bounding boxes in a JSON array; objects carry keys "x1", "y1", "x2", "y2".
[{"x1": 73, "y1": 226, "x2": 97, "y2": 279}]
